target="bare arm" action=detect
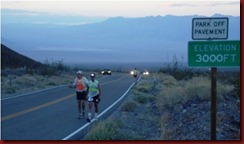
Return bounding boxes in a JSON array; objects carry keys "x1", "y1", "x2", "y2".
[{"x1": 98, "y1": 83, "x2": 101, "y2": 98}]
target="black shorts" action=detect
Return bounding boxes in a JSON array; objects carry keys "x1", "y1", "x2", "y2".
[
  {"x1": 88, "y1": 94, "x2": 100, "y2": 104},
  {"x1": 76, "y1": 91, "x2": 87, "y2": 100},
  {"x1": 133, "y1": 75, "x2": 137, "y2": 78}
]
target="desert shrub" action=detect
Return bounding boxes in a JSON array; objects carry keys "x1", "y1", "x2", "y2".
[
  {"x1": 121, "y1": 102, "x2": 137, "y2": 112},
  {"x1": 132, "y1": 89, "x2": 142, "y2": 96},
  {"x1": 134, "y1": 94, "x2": 149, "y2": 104},
  {"x1": 217, "y1": 71, "x2": 240, "y2": 98},
  {"x1": 132, "y1": 80, "x2": 153, "y2": 104},
  {"x1": 4, "y1": 86, "x2": 16, "y2": 94},
  {"x1": 157, "y1": 74, "x2": 178, "y2": 87},
  {"x1": 156, "y1": 85, "x2": 188, "y2": 111},
  {"x1": 38, "y1": 60, "x2": 71, "y2": 76},
  {"x1": 184, "y1": 76, "x2": 211, "y2": 101},
  {"x1": 15, "y1": 74, "x2": 37, "y2": 87},
  {"x1": 84, "y1": 119, "x2": 124, "y2": 140},
  {"x1": 184, "y1": 76, "x2": 234, "y2": 101},
  {"x1": 156, "y1": 75, "x2": 234, "y2": 111},
  {"x1": 47, "y1": 82, "x2": 56, "y2": 86},
  {"x1": 1, "y1": 73, "x2": 75, "y2": 96},
  {"x1": 135, "y1": 81, "x2": 152, "y2": 93},
  {"x1": 1, "y1": 68, "x2": 26, "y2": 77},
  {"x1": 1, "y1": 75, "x2": 36, "y2": 92},
  {"x1": 216, "y1": 81, "x2": 235, "y2": 100}
]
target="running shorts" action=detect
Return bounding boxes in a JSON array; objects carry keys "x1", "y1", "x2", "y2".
[
  {"x1": 76, "y1": 91, "x2": 87, "y2": 100},
  {"x1": 88, "y1": 94, "x2": 100, "y2": 104}
]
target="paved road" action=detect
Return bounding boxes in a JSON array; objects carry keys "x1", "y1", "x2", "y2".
[{"x1": 1, "y1": 73, "x2": 137, "y2": 140}]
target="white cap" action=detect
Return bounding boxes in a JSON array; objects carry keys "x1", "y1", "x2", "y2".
[{"x1": 77, "y1": 70, "x2": 82, "y2": 75}]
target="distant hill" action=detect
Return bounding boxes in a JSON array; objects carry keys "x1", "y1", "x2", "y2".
[{"x1": 1, "y1": 44, "x2": 43, "y2": 69}]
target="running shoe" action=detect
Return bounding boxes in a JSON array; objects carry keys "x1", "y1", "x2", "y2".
[
  {"x1": 78, "y1": 113, "x2": 82, "y2": 119},
  {"x1": 82, "y1": 112, "x2": 85, "y2": 118},
  {"x1": 87, "y1": 117, "x2": 91, "y2": 122}
]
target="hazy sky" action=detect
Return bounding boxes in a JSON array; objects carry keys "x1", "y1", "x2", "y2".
[{"x1": 1, "y1": 0, "x2": 240, "y2": 17}]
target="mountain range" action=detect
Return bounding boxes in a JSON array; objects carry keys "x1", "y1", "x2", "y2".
[{"x1": 1, "y1": 14, "x2": 240, "y2": 64}]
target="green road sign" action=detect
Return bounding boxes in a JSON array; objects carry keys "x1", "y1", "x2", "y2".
[{"x1": 188, "y1": 40, "x2": 240, "y2": 67}]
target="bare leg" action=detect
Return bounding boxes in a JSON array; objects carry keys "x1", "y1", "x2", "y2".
[
  {"x1": 77, "y1": 100, "x2": 82, "y2": 119},
  {"x1": 81, "y1": 100, "x2": 85, "y2": 112},
  {"x1": 94, "y1": 103, "x2": 98, "y2": 113},
  {"x1": 94, "y1": 103, "x2": 99, "y2": 120},
  {"x1": 87, "y1": 102, "x2": 93, "y2": 122},
  {"x1": 88, "y1": 102, "x2": 93, "y2": 113},
  {"x1": 77, "y1": 100, "x2": 81, "y2": 113}
]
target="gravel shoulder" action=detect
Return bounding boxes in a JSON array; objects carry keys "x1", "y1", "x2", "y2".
[{"x1": 103, "y1": 78, "x2": 162, "y2": 140}]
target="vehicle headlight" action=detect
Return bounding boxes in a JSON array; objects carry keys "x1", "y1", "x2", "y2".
[
  {"x1": 131, "y1": 71, "x2": 134, "y2": 75},
  {"x1": 108, "y1": 71, "x2": 111, "y2": 73},
  {"x1": 143, "y1": 71, "x2": 149, "y2": 75}
]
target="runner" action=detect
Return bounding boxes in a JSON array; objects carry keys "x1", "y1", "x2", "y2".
[
  {"x1": 87, "y1": 73, "x2": 101, "y2": 122},
  {"x1": 71, "y1": 70, "x2": 89, "y2": 119}
]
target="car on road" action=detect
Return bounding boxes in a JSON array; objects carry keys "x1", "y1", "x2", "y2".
[
  {"x1": 143, "y1": 70, "x2": 149, "y2": 75},
  {"x1": 100, "y1": 69, "x2": 112, "y2": 75}
]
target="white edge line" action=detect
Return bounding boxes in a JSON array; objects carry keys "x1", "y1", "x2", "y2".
[{"x1": 62, "y1": 75, "x2": 142, "y2": 140}]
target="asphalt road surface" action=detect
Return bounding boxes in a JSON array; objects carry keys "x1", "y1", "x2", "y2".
[{"x1": 1, "y1": 73, "x2": 138, "y2": 140}]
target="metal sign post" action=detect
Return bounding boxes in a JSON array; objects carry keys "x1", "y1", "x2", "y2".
[{"x1": 211, "y1": 67, "x2": 217, "y2": 140}]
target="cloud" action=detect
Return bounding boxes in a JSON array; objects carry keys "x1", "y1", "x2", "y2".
[
  {"x1": 1, "y1": 9, "x2": 48, "y2": 16},
  {"x1": 1, "y1": 1, "x2": 240, "y2": 18},
  {"x1": 170, "y1": 3, "x2": 198, "y2": 7},
  {"x1": 207, "y1": 1, "x2": 240, "y2": 7},
  {"x1": 1, "y1": 9, "x2": 108, "y2": 25},
  {"x1": 170, "y1": 1, "x2": 239, "y2": 7}
]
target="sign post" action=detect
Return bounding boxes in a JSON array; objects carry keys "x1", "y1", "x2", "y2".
[
  {"x1": 189, "y1": 17, "x2": 240, "y2": 140},
  {"x1": 211, "y1": 67, "x2": 217, "y2": 140}
]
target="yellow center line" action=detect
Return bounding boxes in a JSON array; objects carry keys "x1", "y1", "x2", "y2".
[
  {"x1": 101, "y1": 75, "x2": 126, "y2": 85},
  {"x1": 1, "y1": 93, "x2": 76, "y2": 122}
]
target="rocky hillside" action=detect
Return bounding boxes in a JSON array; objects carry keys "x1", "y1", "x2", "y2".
[{"x1": 1, "y1": 44, "x2": 43, "y2": 69}]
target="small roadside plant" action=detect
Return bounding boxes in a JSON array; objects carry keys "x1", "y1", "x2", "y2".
[
  {"x1": 121, "y1": 102, "x2": 137, "y2": 112},
  {"x1": 134, "y1": 94, "x2": 149, "y2": 104},
  {"x1": 84, "y1": 119, "x2": 124, "y2": 140},
  {"x1": 156, "y1": 75, "x2": 234, "y2": 111},
  {"x1": 135, "y1": 81, "x2": 153, "y2": 93}
]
